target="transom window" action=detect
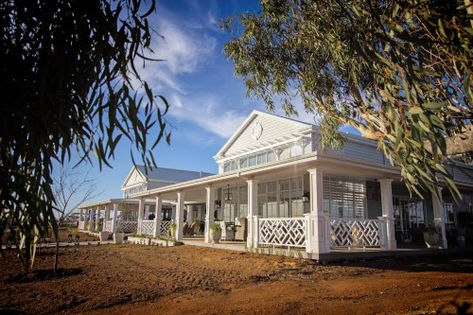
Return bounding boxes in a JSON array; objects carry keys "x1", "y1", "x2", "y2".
[{"x1": 221, "y1": 139, "x2": 311, "y2": 173}]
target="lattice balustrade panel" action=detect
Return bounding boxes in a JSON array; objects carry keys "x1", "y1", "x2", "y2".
[
  {"x1": 160, "y1": 221, "x2": 171, "y2": 236},
  {"x1": 258, "y1": 217, "x2": 306, "y2": 247},
  {"x1": 141, "y1": 220, "x2": 154, "y2": 236},
  {"x1": 330, "y1": 219, "x2": 381, "y2": 248},
  {"x1": 103, "y1": 220, "x2": 112, "y2": 232},
  {"x1": 119, "y1": 221, "x2": 138, "y2": 234}
]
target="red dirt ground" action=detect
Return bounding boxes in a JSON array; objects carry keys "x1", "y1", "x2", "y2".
[{"x1": 0, "y1": 245, "x2": 472, "y2": 314}]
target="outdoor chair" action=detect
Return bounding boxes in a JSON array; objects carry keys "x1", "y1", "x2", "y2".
[{"x1": 234, "y1": 218, "x2": 247, "y2": 241}]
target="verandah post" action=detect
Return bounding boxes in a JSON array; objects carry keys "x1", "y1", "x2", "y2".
[
  {"x1": 379, "y1": 179, "x2": 396, "y2": 250},
  {"x1": 432, "y1": 188, "x2": 448, "y2": 249},
  {"x1": 175, "y1": 191, "x2": 185, "y2": 241},
  {"x1": 153, "y1": 195, "x2": 162, "y2": 238},
  {"x1": 137, "y1": 198, "x2": 145, "y2": 235},
  {"x1": 111, "y1": 203, "x2": 118, "y2": 233},
  {"x1": 204, "y1": 186, "x2": 215, "y2": 243},
  {"x1": 306, "y1": 168, "x2": 330, "y2": 256},
  {"x1": 246, "y1": 179, "x2": 259, "y2": 249}
]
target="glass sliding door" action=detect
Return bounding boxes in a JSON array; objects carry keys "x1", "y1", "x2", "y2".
[{"x1": 394, "y1": 197, "x2": 425, "y2": 243}]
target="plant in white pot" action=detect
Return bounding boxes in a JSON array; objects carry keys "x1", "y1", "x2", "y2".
[
  {"x1": 99, "y1": 231, "x2": 110, "y2": 241},
  {"x1": 169, "y1": 222, "x2": 177, "y2": 241},
  {"x1": 423, "y1": 227, "x2": 441, "y2": 249},
  {"x1": 113, "y1": 226, "x2": 125, "y2": 244},
  {"x1": 210, "y1": 222, "x2": 222, "y2": 244}
]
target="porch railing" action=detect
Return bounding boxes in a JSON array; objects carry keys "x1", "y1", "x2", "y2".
[
  {"x1": 119, "y1": 220, "x2": 138, "y2": 234},
  {"x1": 141, "y1": 220, "x2": 154, "y2": 236},
  {"x1": 78, "y1": 221, "x2": 85, "y2": 230},
  {"x1": 103, "y1": 220, "x2": 113, "y2": 232},
  {"x1": 160, "y1": 220, "x2": 172, "y2": 236},
  {"x1": 330, "y1": 218, "x2": 382, "y2": 248},
  {"x1": 258, "y1": 217, "x2": 306, "y2": 247}
]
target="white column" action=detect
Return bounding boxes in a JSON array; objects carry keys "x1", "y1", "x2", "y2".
[
  {"x1": 187, "y1": 205, "x2": 194, "y2": 224},
  {"x1": 153, "y1": 196, "x2": 162, "y2": 238},
  {"x1": 144, "y1": 204, "x2": 150, "y2": 220},
  {"x1": 247, "y1": 179, "x2": 258, "y2": 249},
  {"x1": 306, "y1": 168, "x2": 330, "y2": 255},
  {"x1": 171, "y1": 206, "x2": 176, "y2": 222},
  {"x1": 111, "y1": 203, "x2": 118, "y2": 233},
  {"x1": 84, "y1": 209, "x2": 88, "y2": 229},
  {"x1": 103, "y1": 205, "x2": 110, "y2": 231},
  {"x1": 88, "y1": 209, "x2": 95, "y2": 231},
  {"x1": 205, "y1": 186, "x2": 216, "y2": 243},
  {"x1": 137, "y1": 198, "x2": 144, "y2": 235},
  {"x1": 95, "y1": 207, "x2": 101, "y2": 231},
  {"x1": 379, "y1": 178, "x2": 396, "y2": 250},
  {"x1": 175, "y1": 191, "x2": 185, "y2": 241},
  {"x1": 79, "y1": 209, "x2": 83, "y2": 229},
  {"x1": 432, "y1": 188, "x2": 448, "y2": 249}
]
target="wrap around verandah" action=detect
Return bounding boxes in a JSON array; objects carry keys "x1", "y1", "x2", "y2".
[{"x1": 110, "y1": 152, "x2": 454, "y2": 259}]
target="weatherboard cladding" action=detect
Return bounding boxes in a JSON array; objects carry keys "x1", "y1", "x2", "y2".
[
  {"x1": 331, "y1": 140, "x2": 387, "y2": 166},
  {"x1": 222, "y1": 113, "x2": 311, "y2": 157}
]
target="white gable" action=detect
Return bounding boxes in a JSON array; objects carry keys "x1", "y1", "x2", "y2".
[
  {"x1": 216, "y1": 111, "x2": 312, "y2": 159},
  {"x1": 121, "y1": 167, "x2": 147, "y2": 189}
]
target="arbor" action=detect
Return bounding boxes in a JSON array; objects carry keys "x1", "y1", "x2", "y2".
[
  {"x1": 0, "y1": 0, "x2": 170, "y2": 270},
  {"x1": 224, "y1": 0, "x2": 473, "y2": 198}
]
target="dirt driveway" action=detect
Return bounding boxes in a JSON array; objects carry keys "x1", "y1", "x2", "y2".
[{"x1": 0, "y1": 245, "x2": 472, "y2": 314}]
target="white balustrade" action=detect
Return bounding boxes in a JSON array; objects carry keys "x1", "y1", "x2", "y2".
[
  {"x1": 141, "y1": 220, "x2": 154, "y2": 236},
  {"x1": 330, "y1": 218, "x2": 382, "y2": 248},
  {"x1": 103, "y1": 220, "x2": 113, "y2": 232},
  {"x1": 118, "y1": 221, "x2": 138, "y2": 234},
  {"x1": 258, "y1": 217, "x2": 306, "y2": 247},
  {"x1": 160, "y1": 221, "x2": 172, "y2": 236},
  {"x1": 78, "y1": 221, "x2": 85, "y2": 230}
]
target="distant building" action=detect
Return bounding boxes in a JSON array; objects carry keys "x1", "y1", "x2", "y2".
[{"x1": 121, "y1": 165, "x2": 213, "y2": 198}]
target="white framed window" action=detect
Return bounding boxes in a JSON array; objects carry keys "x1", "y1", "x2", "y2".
[
  {"x1": 323, "y1": 177, "x2": 367, "y2": 219},
  {"x1": 443, "y1": 202, "x2": 455, "y2": 224}
]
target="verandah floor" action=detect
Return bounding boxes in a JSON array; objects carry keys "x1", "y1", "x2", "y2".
[{"x1": 181, "y1": 237, "x2": 473, "y2": 261}]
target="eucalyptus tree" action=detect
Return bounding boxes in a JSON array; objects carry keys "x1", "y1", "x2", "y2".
[
  {"x1": 224, "y1": 0, "x2": 473, "y2": 199},
  {"x1": 0, "y1": 0, "x2": 170, "y2": 270}
]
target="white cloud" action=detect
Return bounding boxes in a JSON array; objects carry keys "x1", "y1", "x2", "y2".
[
  {"x1": 168, "y1": 94, "x2": 247, "y2": 139},
  {"x1": 155, "y1": 19, "x2": 217, "y2": 76},
  {"x1": 134, "y1": 16, "x2": 217, "y2": 95}
]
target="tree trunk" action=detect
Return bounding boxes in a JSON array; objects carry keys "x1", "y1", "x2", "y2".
[{"x1": 53, "y1": 222, "x2": 60, "y2": 273}]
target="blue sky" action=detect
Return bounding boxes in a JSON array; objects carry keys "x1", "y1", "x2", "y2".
[{"x1": 61, "y1": 0, "x2": 358, "y2": 207}]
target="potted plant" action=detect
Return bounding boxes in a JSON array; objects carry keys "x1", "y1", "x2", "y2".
[
  {"x1": 210, "y1": 222, "x2": 222, "y2": 244},
  {"x1": 193, "y1": 220, "x2": 202, "y2": 235},
  {"x1": 99, "y1": 231, "x2": 110, "y2": 241},
  {"x1": 169, "y1": 222, "x2": 177, "y2": 240},
  {"x1": 423, "y1": 227, "x2": 441, "y2": 248},
  {"x1": 113, "y1": 226, "x2": 125, "y2": 244}
]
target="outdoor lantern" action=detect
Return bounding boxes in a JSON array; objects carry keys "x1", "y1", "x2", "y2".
[
  {"x1": 224, "y1": 184, "x2": 233, "y2": 202},
  {"x1": 302, "y1": 191, "x2": 310, "y2": 203}
]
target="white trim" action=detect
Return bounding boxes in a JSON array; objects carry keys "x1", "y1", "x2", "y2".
[
  {"x1": 120, "y1": 166, "x2": 146, "y2": 189},
  {"x1": 214, "y1": 110, "x2": 312, "y2": 159},
  {"x1": 216, "y1": 133, "x2": 311, "y2": 163}
]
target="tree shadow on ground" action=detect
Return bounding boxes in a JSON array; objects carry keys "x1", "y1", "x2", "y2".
[
  {"x1": 5, "y1": 268, "x2": 83, "y2": 284},
  {"x1": 323, "y1": 252, "x2": 473, "y2": 274}
]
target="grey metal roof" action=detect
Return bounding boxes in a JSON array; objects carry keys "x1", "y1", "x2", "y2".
[{"x1": 135, "y1": 165, "x2": 213, "y2": 183}]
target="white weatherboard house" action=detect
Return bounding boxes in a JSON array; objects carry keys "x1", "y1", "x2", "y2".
[
  {"x1": 79, "y1": 110, "x2": 473, "y2": 259},
  {"x1": 78, "y1": 167, "x2": 212, "y2": 236}
]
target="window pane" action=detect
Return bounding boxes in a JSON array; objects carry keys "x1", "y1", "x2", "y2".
[{"x1": 267, "y1": 151, "x2": 276, "y2": 162}]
